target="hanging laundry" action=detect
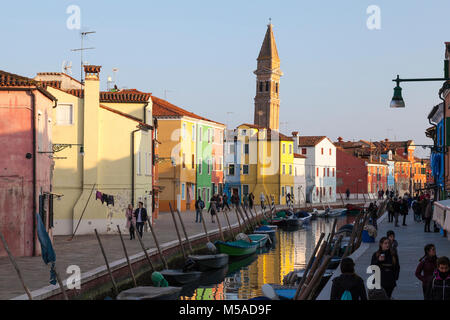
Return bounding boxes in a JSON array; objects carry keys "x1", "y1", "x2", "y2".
[
  {"x1": 107, "y1": 195, "x2": 115, "y2": 206},
  {"x1": 101, "y1": 193, "x2": 108, "y2": 205}
]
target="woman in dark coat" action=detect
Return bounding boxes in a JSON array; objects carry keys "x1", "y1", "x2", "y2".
[
  {"x1": 415, "y1": 244, "x2": 437, "y2": 298},
  {"x1": 371, "y1": 237, "x2": 400, "y2": 298},
  {"x1": 400, "y1": 198, "x2": 409, "y2": 226}
]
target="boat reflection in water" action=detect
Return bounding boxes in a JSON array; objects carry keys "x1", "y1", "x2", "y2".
[{"x1": 182, "y1": 215, "x2": 355, "y2": 300}]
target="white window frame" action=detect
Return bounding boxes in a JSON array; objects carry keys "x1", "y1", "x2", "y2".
[
  {"x1": 192, "y1": 124, "x2": 195, "y2": 142},
  {"x1": 199, "y1": 127, "x2": 203, "y2": 142},
  {"x1": 137, "y1": 151, "x2": 142, "y2": 175},
  {"x1": 243, "y1": 164, "x2": 249, "y2": 175},
  {"x1": 182, "y1": 123, "x2": 186, "y2": 140},
  {"x1": 207, "y1": 159, "x2": 211, "y2": 174},
  {"x1": 56, "y1": 103, "x2": 74, "y2": 126},
  {"x1": 282, "y1": 164, "x2": 286, "y2": 175},
  {"x1": 198, "y1": 157, "x2": 202, "y2": 174},
  {"x1": 282, "y1": 143, "x2": 286, "y2": 154},
  {"x1": 229, "y1": 164, "x2": 235, "y2": 176}
]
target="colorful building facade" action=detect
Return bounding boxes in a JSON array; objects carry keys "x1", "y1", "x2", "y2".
[
  {"x1": 0, "y1": 70, "x2": 57, "y2": 256},
  {"x1": 35, "y1": 66, "x2": 154, "y2": 235}
]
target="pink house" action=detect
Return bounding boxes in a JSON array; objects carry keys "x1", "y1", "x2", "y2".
[
  {"x1": 0, "y1": 70, "x2": 56, "y2": 257},
  {"x1": 212, "y1": 127, "x2": 225, "y2": 195}
]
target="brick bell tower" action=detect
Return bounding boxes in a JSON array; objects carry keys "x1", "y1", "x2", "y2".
[{"x1": 254, "y1": 23, "x2": 283, "y2": 130}]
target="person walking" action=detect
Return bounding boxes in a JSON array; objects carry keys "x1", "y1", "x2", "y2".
[
  {"x1": 231, "y1": 192, "x2": 240, "y2": 208},
  {"x1": 125, "y1": 204, "x2": 136, "y2": 240},
  {"x1": 423, "y1": 198, "x2": 433, "y2": 233},
  {"x1": 415, "y1": 244, "x2": 438, "y2": 299},
  {"x1": 330, "y1": 257, "x2": 367, "y2": 300},
  {"x1": 217, "y1": 194, "x2": 223, "y2": 213},
  {"x1": 393, "y1": 198, "x2": 401, "y2": 227},
  {"x1": 195, "y1": 196, "x2": 205, "y2": 223},
  {"x1": 260, "y1": 193, "x2": 266, "y2": 211},
  {"x1": 249, "y1": 192, "x2": 255, "y2": 210},
  {"x1": 369, "y1": 202, "x2": 378, "y2": 230},
  {"x1": 371, "y1": 237, "x2": 400, "y2": 299},
  {"x1": 208, "y1": 195, "x2": 217, "y2": 223},
  {"x1": 243, "y1": 193, "x2": 249, "y2": 210},
  {"x1": 387, "y1": 198, "x2": 394, "y2": 223},
  {"x1": 425, "y1": 256, "x2": 450, "y2": 300},
  {"x1": 400, "y1": 197, "x2": 408, "y2": 226},
  {"x1": 222, "y1": 193, "x2": 231, "y2": 212},
  {"x1": 386, "y1": 230, "x2": 398, "y2": 255},
  {"x1": 412, "y1": 198, "x2": 421, "y2": 222},
  {"x1": 381, "y1": 189, "x2": 385, "y2": 199},
  {"x1": 346, "y1": 188, "x2": 350, "y2": 200},
  {"x1": 133, "y1": 201, "x2": 148, "y2": 238}
]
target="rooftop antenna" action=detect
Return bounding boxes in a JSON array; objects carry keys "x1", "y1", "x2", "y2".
[
  {"x1": 61, "y1": 60, "x2": 73, "y2": 75},
  {"x1": 164, "y1": 89, "x2": 173, "y2": 100},
  {"x1": 269, "y1": 17, "x2": 272, "y2": 25},
  {"x1": 71, "y1": 30, "x2": 96, "y2": 84},
  {"x1": 112, "y1": 68, "x2": 119, "y2": 88}
]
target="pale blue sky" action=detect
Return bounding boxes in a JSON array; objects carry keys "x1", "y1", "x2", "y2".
[{"x1": 2, "y1": 0, "x2": 450, "y2": 157}]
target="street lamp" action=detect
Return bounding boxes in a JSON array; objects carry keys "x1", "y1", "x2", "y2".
[{"x1": 390, "y1": 75, "x2": 405, "y2": 108}]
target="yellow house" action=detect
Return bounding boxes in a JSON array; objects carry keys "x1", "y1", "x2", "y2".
[
  {"x1": 236, "y1": 124, "x2": 293, "y2": 205},
  {"x1": 34, "y1": 66, "x2": 154, "y2": 235}
]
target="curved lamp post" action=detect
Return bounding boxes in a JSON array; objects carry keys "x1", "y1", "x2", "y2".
[{"x1": 390, "y1": 66, "x2": 450, "y2": 199}]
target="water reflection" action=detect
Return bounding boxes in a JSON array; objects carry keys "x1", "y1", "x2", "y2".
[{"x1": 183, "y1": 215, "x2": 355, "y2": 300}]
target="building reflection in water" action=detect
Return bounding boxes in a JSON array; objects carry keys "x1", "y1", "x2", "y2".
[{"x1": 184, "y1": 215, "x2": 356, "y2": 300}]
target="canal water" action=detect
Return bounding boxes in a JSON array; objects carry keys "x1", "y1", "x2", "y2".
[{"x1": 180, "y1": 215, "x2": 357, "y2": 300}]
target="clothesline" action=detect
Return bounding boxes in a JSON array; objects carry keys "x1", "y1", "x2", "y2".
[{"x1": 95, "y1": 190, "x2": 115, "y2": 207}]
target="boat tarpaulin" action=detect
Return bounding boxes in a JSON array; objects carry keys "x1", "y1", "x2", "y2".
[
  {"x1": 433, "y1": 200, "x2": 449, "y2": 231},
  {"x1": 36, "y1": 213, "x2": 57, "y2": 285}
]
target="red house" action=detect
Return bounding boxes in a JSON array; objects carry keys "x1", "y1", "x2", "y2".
[{"x1": 0, "y1": 70, "x2": 56, "y2": 257}]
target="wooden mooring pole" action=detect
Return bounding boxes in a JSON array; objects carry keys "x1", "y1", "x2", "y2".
[
  {"x1": 169, "y1": 203, "x2": 187, "y2": 259},
  {"x1": 116, "y1": 225, "x2": 137, "y2": 287},
  {"x1": 94, "y1": 229, "x2": 118, "y2": 296},
  {"x1": 0, "y1": 231, "x2": 33, "y2": 300}
]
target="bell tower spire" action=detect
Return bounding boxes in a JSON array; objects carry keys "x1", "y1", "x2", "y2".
[{"x1": 254, "y1": 23, "x2": 283, "y2": 130}]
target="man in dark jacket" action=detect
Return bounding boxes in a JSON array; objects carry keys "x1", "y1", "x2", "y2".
[
  {"x1": 400, "y1": 198, "x2": 409, "y2": 226},
  {"x1": 330, "y1": 257, "x2": 367, "y2": 300},
  {"x1": 392, "y1": 198, "x2": 401, "y2": 227},
  {"x1": 133, "y1": 201, "x2": 148, "y2": 238},
  {"x1": 425, "y1": 256, "x2": 450, "y2": 300}
]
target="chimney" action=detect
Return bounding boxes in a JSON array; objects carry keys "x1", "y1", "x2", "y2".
[
  {"x1": 291, "y1": 131, "x2": 298, "y2": 137},
  {"x1": 337, "y1": 137, "x2": 343, "y2": 143},
  {"x1": 82, "y1": 65, "x2": 101, "y2": 186}
]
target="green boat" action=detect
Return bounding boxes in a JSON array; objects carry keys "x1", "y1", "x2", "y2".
[
  {"x1": 214, "y1": 239, "x2": 258, "y2": 257},
  {"x1": 248, "y1": 234, "x2": 270, "y2": 248}
]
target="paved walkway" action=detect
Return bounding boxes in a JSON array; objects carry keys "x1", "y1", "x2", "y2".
[
  {"x1": 0, "y1": 200, "x2": 364, "y2": 300},
  {"x1": 319, "y1": 209, "x2": 450, "y2": 300},
  {"x1": 0, "y1": 206, "x2": 266, "y2": 300}
]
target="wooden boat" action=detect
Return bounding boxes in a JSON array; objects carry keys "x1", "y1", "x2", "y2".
[
  {"x1": 346, "y1": 203, "x2": 363, "y2": 214},
  {"x1": 253, "y1": 225, "x2": 277, "y2": 238},
  {"x1": 117, "y1": 286, "x2": 182, "y2": 300},
  {"x1": 267, "y1": 268, "x2": 334, "y2": 300},
  {"x1": 159, "y1": 269, "x2": 202, "y2": 286},
  {"x1": 248, "y1": 234, "x2": 270, "y2": 248},
  {"x1": 214, "y1": 239, "x2": 258, "y2": 257},
  {"x1": 281, "y1": 215, "x2": 304, "y2": 227},
  {"x1": 268, "y1": 217, "x2": 286, "y2": 226},
  {"x1": 188, "y1": 253, "x2": 229, "y2": 271},
  {"x1": 294, "y1": 211, "x2": 312, "y2": 223}
]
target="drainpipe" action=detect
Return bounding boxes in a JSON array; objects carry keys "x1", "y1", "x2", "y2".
[
  {"x1": 131, "y1": 128, "x2": 140, "y2": 207},
  {"x1": 438, "y1": 91, "x2": 447, "y2": 199},
  {"x1": 143, "y1": 102, "x2": 149, "y2": 124}
]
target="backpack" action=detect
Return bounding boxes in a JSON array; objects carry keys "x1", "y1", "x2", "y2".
[
  {"x1": 341, "y1": 290, "x2": 352, "y2": 300},
  {"x1": 199, "y1": 200, "x2": 205, "y2": 209}
]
